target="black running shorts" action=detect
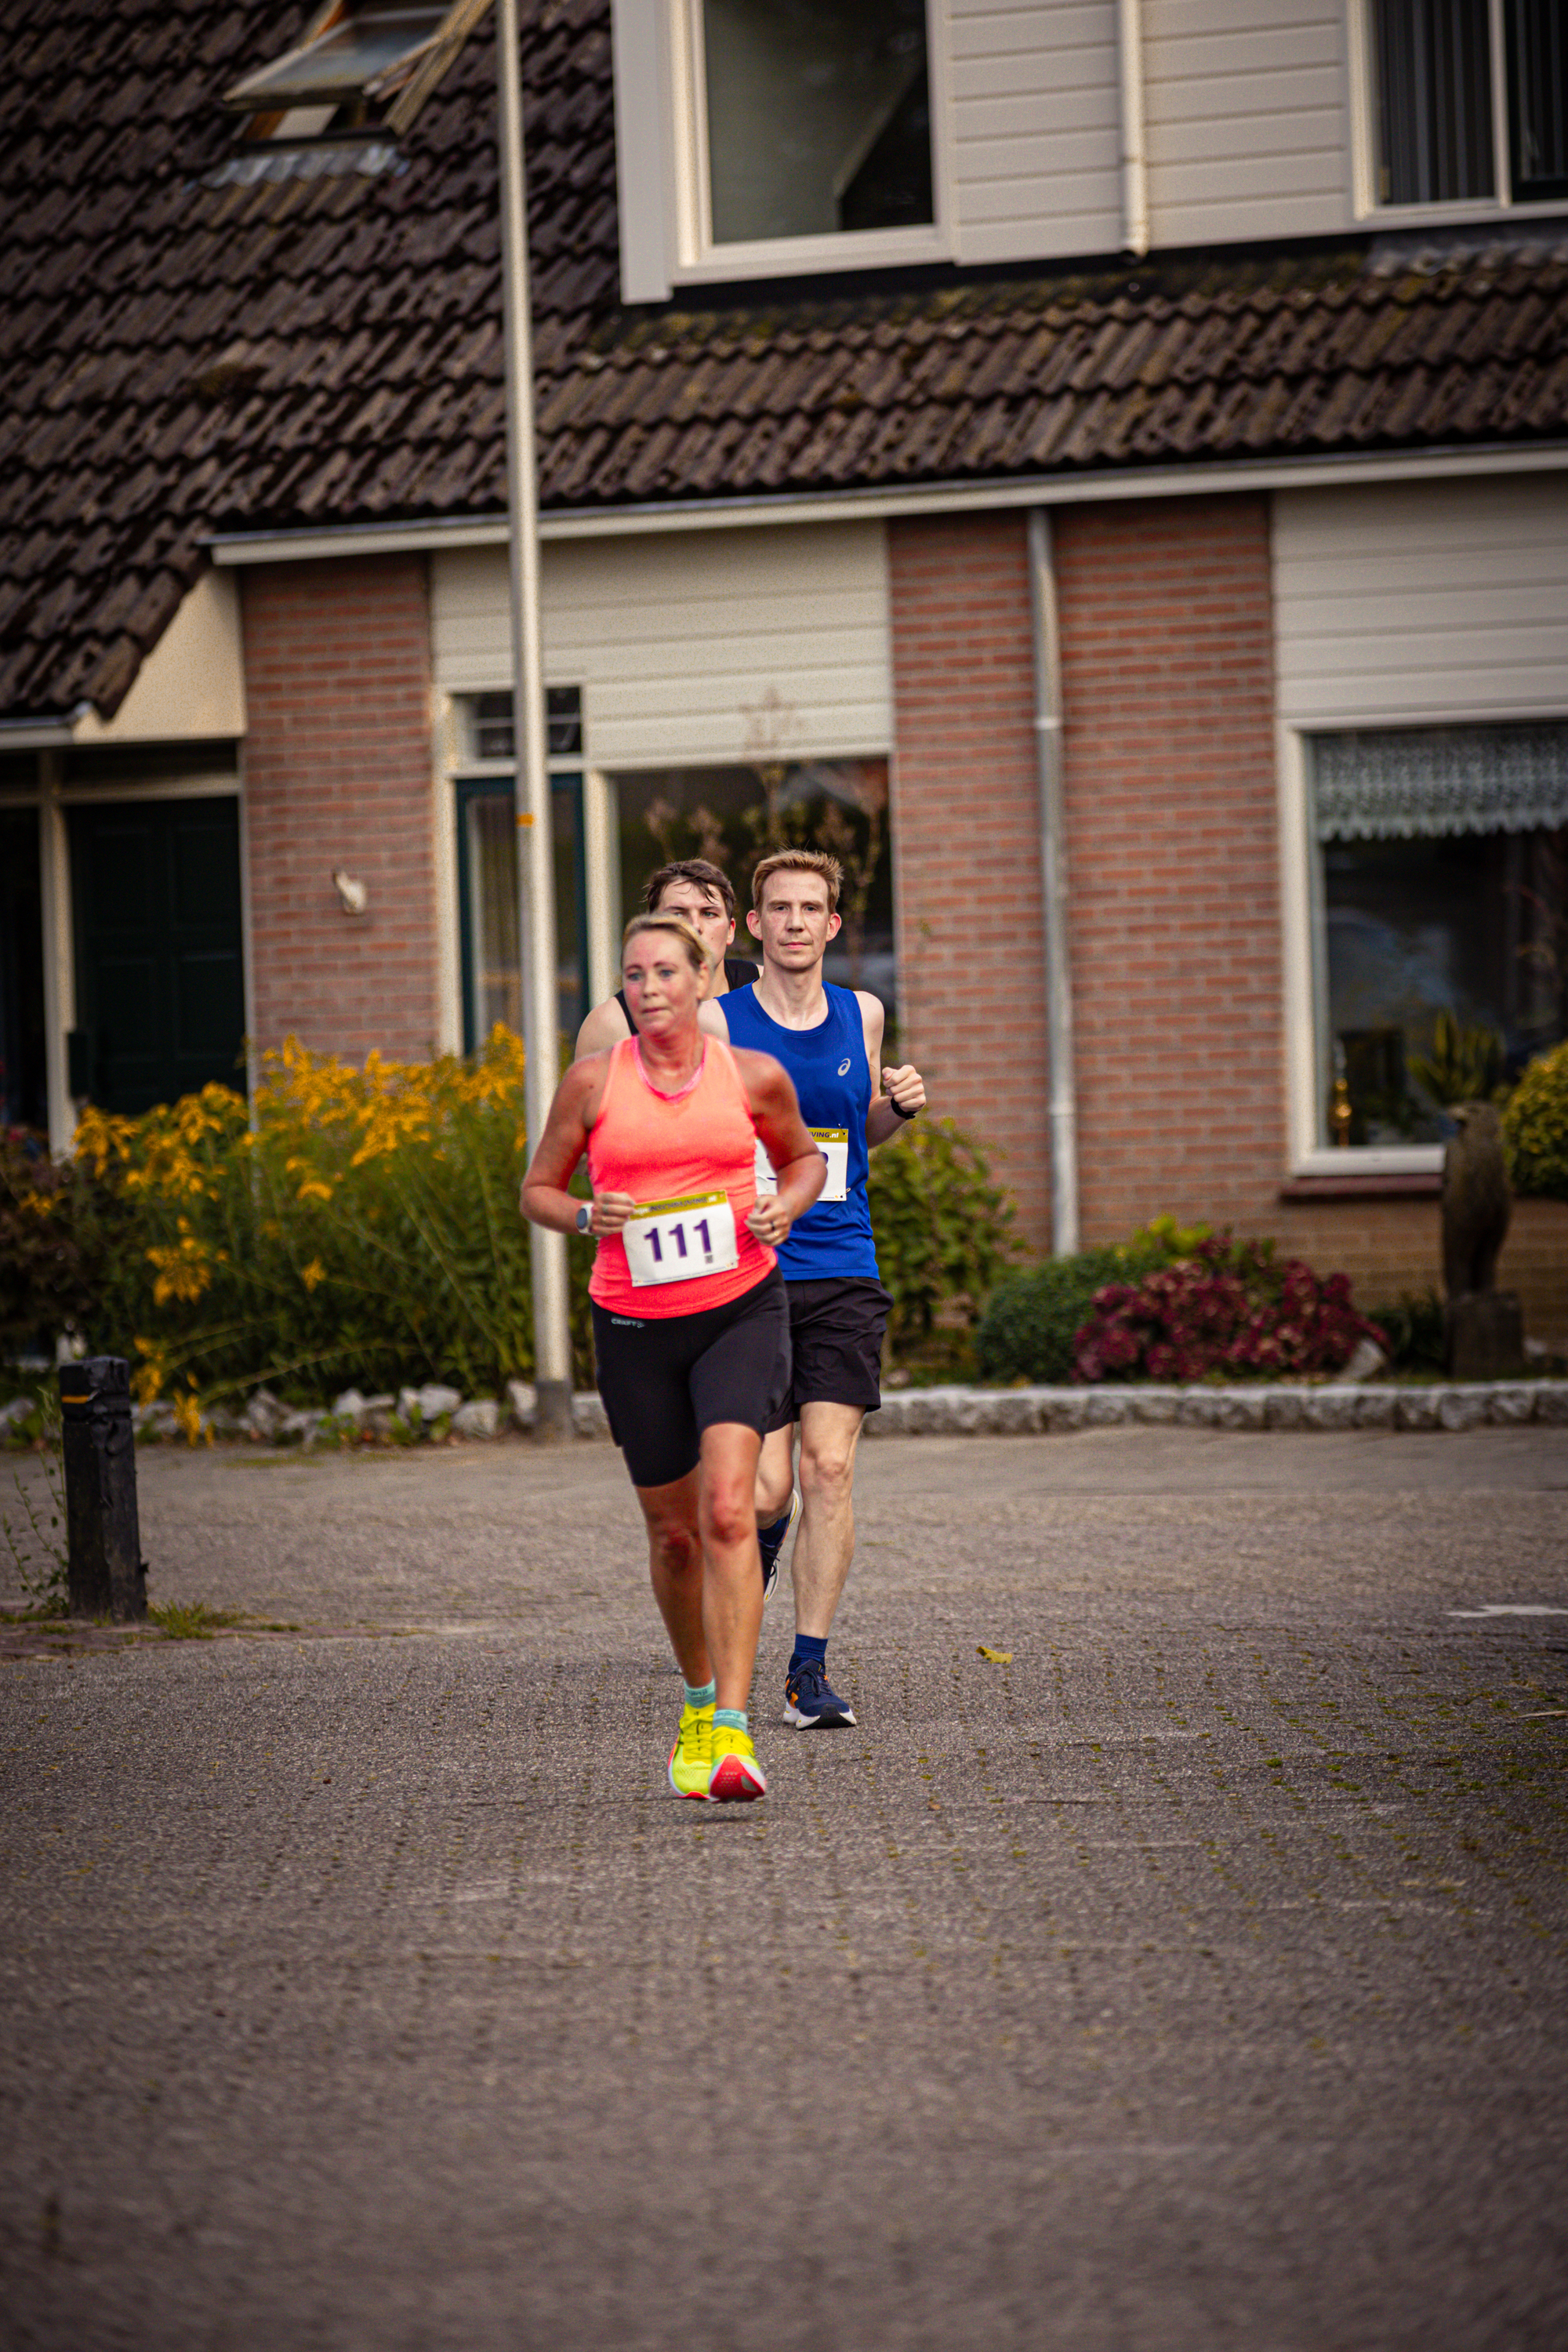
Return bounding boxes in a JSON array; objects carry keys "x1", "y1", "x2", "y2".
[
  {"x1": 766, "y1": 1276, "x2": 892, "y2": 1431},
  {"x1": 592, "y1": 1269, "x2": 791, "y2": 1490}
]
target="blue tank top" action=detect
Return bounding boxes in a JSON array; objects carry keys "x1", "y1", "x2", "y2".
[{"x1": 722, "y1": 982, "x2": 879, "y2": 1281}]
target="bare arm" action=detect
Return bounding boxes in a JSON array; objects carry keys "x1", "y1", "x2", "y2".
[
  {"x1": 858, "y1": 990, "x2": 927, "y2": 1146},
  {"x1": 519, "y1": 1059, "x2": 636, "y2": 1237},
  {"x1": 734, "y1": 1051, "x2": 826, "y2": 1245},
  {"x1": 574, "y1": 992, "x2": 632, "y2": 1059}
]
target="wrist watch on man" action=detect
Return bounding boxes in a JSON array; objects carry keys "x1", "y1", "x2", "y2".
[{"x1": 575, "y1": 1203, "x2": 593, "y2": 1233}]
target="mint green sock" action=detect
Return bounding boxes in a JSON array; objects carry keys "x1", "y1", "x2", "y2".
[
  {"x1": 684, "y1": 1679, "x2": 716, "y2": 1710},
  {"x1": 714, "y1": 1706, "x2": 747, "y2": 1733}
]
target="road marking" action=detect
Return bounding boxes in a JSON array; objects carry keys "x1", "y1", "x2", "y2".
[{"x1": 1446, "y1": 1603, "x2": 1568, "y2": 1617}]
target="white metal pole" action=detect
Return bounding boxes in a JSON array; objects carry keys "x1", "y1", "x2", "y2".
[
  {"x1": 1027, "y1": 509, "x2": 1080, "y2": 1258},
  {"x1": 496, "y1": 0, "x2": 572, "y2": 1438}
]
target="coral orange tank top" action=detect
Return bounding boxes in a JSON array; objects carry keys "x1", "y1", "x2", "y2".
[{"x1": 586, "y1": 1036, "x2": 775, "y2": 1318}]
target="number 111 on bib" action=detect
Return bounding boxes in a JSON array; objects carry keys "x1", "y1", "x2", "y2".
[{"x1": 622, "y1": 1191, "x2": 740, "y2": 1289}]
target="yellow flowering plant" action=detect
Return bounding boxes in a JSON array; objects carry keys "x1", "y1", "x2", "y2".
[{"x1": 12, "y1": 1029, "x2": 593, "y2": 1408}]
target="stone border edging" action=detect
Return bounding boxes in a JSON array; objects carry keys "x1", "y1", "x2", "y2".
[{"x1": 858, "y1": 1380, "x2": 1568, "y2": 1436}]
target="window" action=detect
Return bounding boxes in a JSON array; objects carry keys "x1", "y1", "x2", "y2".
[
  {"x1": 611, "y1": 759, "x2": 896, "y2": 1015},
  {"x1": 666, "y1": 0, "x2": 944, "y2": 277},
  {"x1": 224, "y1": 2, "x2": 452, "y2": 139},
  {"x1": 1309, "y1": 724, "x2": 1568, "y2": 1146},
  {"x1": 1368, "y1": 0, "x2": 1568, "y2": 207},
  {"x1": 452, "y1": 691, "x2": 588, "y2": 1052},
  {"x1": 699, "y1": 0, "x2": 932, "y2": 245}
]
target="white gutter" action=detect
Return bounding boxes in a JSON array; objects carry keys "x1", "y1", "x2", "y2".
[
  {"x1": 204, "y1": 441, "x2": 1568, "y2": 563},
  {"x1": 1026, "y1": 510, "x2": 1079, "y2": 1258},
  {"x1": 1117, "y1": 0, "x2": 1149, "y2": 259}
]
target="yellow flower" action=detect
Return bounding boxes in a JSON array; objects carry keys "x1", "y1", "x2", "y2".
[
  {"x1": 172, "y1": 1392, "x2": 211, "y2": 1448},
  {"x1": 296, "y1": 1178, "x2": 333, "y2": 1203},
  {"x1": 299, "y1": 1258, "x2": 326, "y2": 1291}
]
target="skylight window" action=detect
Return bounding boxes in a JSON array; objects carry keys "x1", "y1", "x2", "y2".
[{"x1": 224, "y1": 3, "x2": 450, "y2": 122}]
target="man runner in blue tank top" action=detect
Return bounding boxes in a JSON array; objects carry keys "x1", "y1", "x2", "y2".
[{"x1": 706, "y1": 849, "x2": 926, "y2": 1728}]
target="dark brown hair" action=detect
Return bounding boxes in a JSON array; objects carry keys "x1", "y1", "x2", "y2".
[{"x1": 642, "y1": 857, "x2": 736, "y2": 921}]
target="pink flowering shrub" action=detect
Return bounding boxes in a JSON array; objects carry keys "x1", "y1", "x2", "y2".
[{"x1": 1073, "y1": 1235, "x2": 1386, "y2": 1385}]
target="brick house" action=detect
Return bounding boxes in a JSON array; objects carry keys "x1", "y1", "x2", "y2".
[{"x1": 3, "y1": 0, "x2": 1566, "y2": 1331}]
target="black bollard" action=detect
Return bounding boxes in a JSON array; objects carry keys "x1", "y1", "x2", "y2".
[{"x1": 58, "y1": 1358, "x2": 146, "y2": 1621}]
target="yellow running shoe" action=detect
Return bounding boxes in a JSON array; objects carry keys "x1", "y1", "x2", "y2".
[
  {"x1": 707, "y1": 1722, "x2": 767, "y2": 1803},
  {"x1": 667, "y1": 1700, "x2": 714, "y2": 1800}
]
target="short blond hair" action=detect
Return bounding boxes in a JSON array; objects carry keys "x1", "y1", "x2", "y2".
[
  {"x1": 621, "y1": 911, "x2": 709, "y2": 975},
  {"x1": 750, "y1": 848, "x2": 843, "y2": 913}
]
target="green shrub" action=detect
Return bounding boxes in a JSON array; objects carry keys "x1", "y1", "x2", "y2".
[
  {"x1": 8, "y1": 1047, "x2": 1020, "y2": 1401},
  {"x1": 1374, "y1": 1287, "x2": 1446, "y2": 1374},
  {"x1": 973, "y1": 1218, "x2": 1210, "y2": 1386},
  {"x1": 1503, "y1": 1038, "x2": 1568, "y2": 1200},
  {"x1": 866, "y1": 1117, "x2": 1022, "y2": 1371}
]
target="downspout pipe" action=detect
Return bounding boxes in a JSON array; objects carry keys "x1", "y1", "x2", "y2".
[
  {"x1": 1027, "y1": 509, "x2": 1080, "y2": 1259},
  {"x1": 1117, "y1": 0, "x2": 1149, "y2": 258}
]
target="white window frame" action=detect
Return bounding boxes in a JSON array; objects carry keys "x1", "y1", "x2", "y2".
[
  {"x1": 614, "y1": 0, "x2": 953, "y2": 302},
  {"x1": 1279, "y1": 705, "x2": 1568, "y2": 1175},
  {"x1": 1347, "y1": 0, "x2": 1563, "y2": 225}
]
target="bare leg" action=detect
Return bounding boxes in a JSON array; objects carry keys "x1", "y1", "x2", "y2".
[
  {"x1": 697, "y1": 1421, "x2": 766, "y2": 1713},
  {"x1": 790, "y1": 1399, "x2": 866, "y2": 1642},
  {"x1": 753, "y1": 1421, "x2": 797, "y2": 1523},
  {"x1": 633, "y1": 1468, "x2": 709, "y2": 1686}
]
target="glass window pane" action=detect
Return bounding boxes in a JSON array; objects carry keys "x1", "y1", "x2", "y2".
[
  {"x1": 609, "y1": 761, "x2": 896, "y2": 1017},
  {"x1": 464, "y1": 792, "x2": 521, "y2": 1044},
  {"x1": 702, "y1": 0, "x2": 933, "y2": 243},
  {"x1": 1319, "y1": 828, "x2": 1567, "y2": 1144},
  {"x1": 1373, "y1": 0, "x2": 1494, "y2": 202},
  {"x1": 459, "y1": 688, "x2": 581, "y2": 764},
  {"x1": 227, "y1": 6, "x2": 447, "y2": 107},
  {"x1": 460, "y1": 779, "x2": 586, "y2": 1053},
  {"x1": 1508, "y1": 0, "x2": 1568, "y2": 198}
]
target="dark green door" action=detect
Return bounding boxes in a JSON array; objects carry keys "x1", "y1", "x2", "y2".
[{"x1": 70, "y1": 798, "x2": 245, "y2": 1112}]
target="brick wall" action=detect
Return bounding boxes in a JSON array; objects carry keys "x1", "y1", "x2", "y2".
[
  {"x1": 887, "y1": 513, "x2": 1053, "y2": 1244},
  {"x1": 1054, "y1": 493, "x2": 1286, "y2": 1239},
  {"x1": 241, "y1": 556, "x2": 438, "y2": 1064}
]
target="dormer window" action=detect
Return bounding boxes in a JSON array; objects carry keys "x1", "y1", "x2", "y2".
[
  {"x1": 224, "y1": 2, "x2": 450, "y2": 135},
  {"x1": 698, "y1": 0, "x2": 935, "y2": 245}
]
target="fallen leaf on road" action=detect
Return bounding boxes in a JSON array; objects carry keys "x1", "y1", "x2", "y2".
[{"x1": 976, "y1": 1646, "x2": 1012, "y2": 1664}]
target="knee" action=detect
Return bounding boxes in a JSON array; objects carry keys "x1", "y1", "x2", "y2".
[
  {"x1": 755, "y1": 1461, "x2": 793, "y2": 1519},
  {"x1": 702, "y1": 1484, "x2": 756, "y2": 1552},
  {"x1": 800, "y1": 1443, "x2": 855, "y2": 1504},
  {"x1": 648, "y1": 1515, "x2": 700, "y2": 1581}
]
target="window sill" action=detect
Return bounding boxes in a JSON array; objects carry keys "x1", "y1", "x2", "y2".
[
  {"x1": 1279, "y1": 1171, "x2": 1442, "y2": 1203},
  {"x1": 671, "y1": 223, "x2": 951, "y2": 288},
  {"x1": 1357, "y1": 196, "x2": 1568, "y2": 230}
]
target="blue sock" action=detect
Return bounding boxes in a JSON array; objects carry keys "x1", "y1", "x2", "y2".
[
  {"x1": 789, "y1": 1633, "x2": 827, "y2": 1671},
  {"x1": 714, "y1": 1706, "x2": 747, "y2": 1734},
  {"x1": 684, "y1": 1679, "x2": 716, "y2": 1711}
]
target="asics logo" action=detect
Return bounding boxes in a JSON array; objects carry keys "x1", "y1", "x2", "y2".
[{"x1": 837, "y1": 1057, "x2": 852, "y2": 1075}]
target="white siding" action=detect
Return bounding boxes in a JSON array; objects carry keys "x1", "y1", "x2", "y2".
[
  {"x1": 433, "y1": 523, "x2": 891, "y2": 767},
  {"x1": 949, "y1": 0, "x2": 1122, "y2": 263},
  {"x1": 1142, "y1": 0, "x2": 1351, "y2": 246},
  {"x1": 1273, "y1": 475, "x2": 1568, "y2": 727}
]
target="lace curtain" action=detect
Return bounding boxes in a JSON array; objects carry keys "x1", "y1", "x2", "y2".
[{"x1": 1313, "y1": 723, "x2": 1568, "y2": 840}]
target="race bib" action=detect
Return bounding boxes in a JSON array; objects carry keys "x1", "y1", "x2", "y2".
[
  {"x1": 754, "y1": 1129, "x2": 849, "y2": 1204},
  {"x1": 621, "y1": 1192, "x2": 739, "y2": 1289}
]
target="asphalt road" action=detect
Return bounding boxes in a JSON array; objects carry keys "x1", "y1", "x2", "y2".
[{"x1": 2, "y1": 1425, "x2": 1566, "y2": 2350}]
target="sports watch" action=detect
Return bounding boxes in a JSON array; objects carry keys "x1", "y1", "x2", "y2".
[{"x1": 575, "y1": 1203, "x2": 593, "y2": 1234}]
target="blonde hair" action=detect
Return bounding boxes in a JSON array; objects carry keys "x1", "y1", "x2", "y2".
[
  {"x1": 750, "y1": 848, "x2": 843, "y2": 912},
  {"x1": 621, "y1": 911, "x2": 710, "y2": 975}
]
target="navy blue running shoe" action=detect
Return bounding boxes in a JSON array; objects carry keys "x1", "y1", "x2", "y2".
[
  {"x1": 782, "y1": 1654, "x2": 856, "y2": 1729},
  {"x1": 757, "y1": 1487, "x2": 800, "y2": 1603}
]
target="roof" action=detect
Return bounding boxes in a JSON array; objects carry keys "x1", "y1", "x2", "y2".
[{"x1": 5, "y1": 0, "x2": 1568, "y2": 722}]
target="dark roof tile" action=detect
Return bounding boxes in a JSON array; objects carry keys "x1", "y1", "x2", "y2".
[{"x1": 6, "y1": 0, "x2": 1568, "y2": 715}]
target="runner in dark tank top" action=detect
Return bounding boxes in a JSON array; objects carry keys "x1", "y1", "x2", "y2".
[{"x1": 574, "y1": 858, "x2": 757, "y2": 1059}]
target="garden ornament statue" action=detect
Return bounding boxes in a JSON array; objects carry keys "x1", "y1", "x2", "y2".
[{"x1": 1441, "y1": 1101, "x2": 1524, "y2": 1380}]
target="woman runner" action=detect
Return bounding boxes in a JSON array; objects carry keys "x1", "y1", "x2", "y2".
[{"x1": 521, "y1": 913, "x2": 826, "y2": 1802}]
